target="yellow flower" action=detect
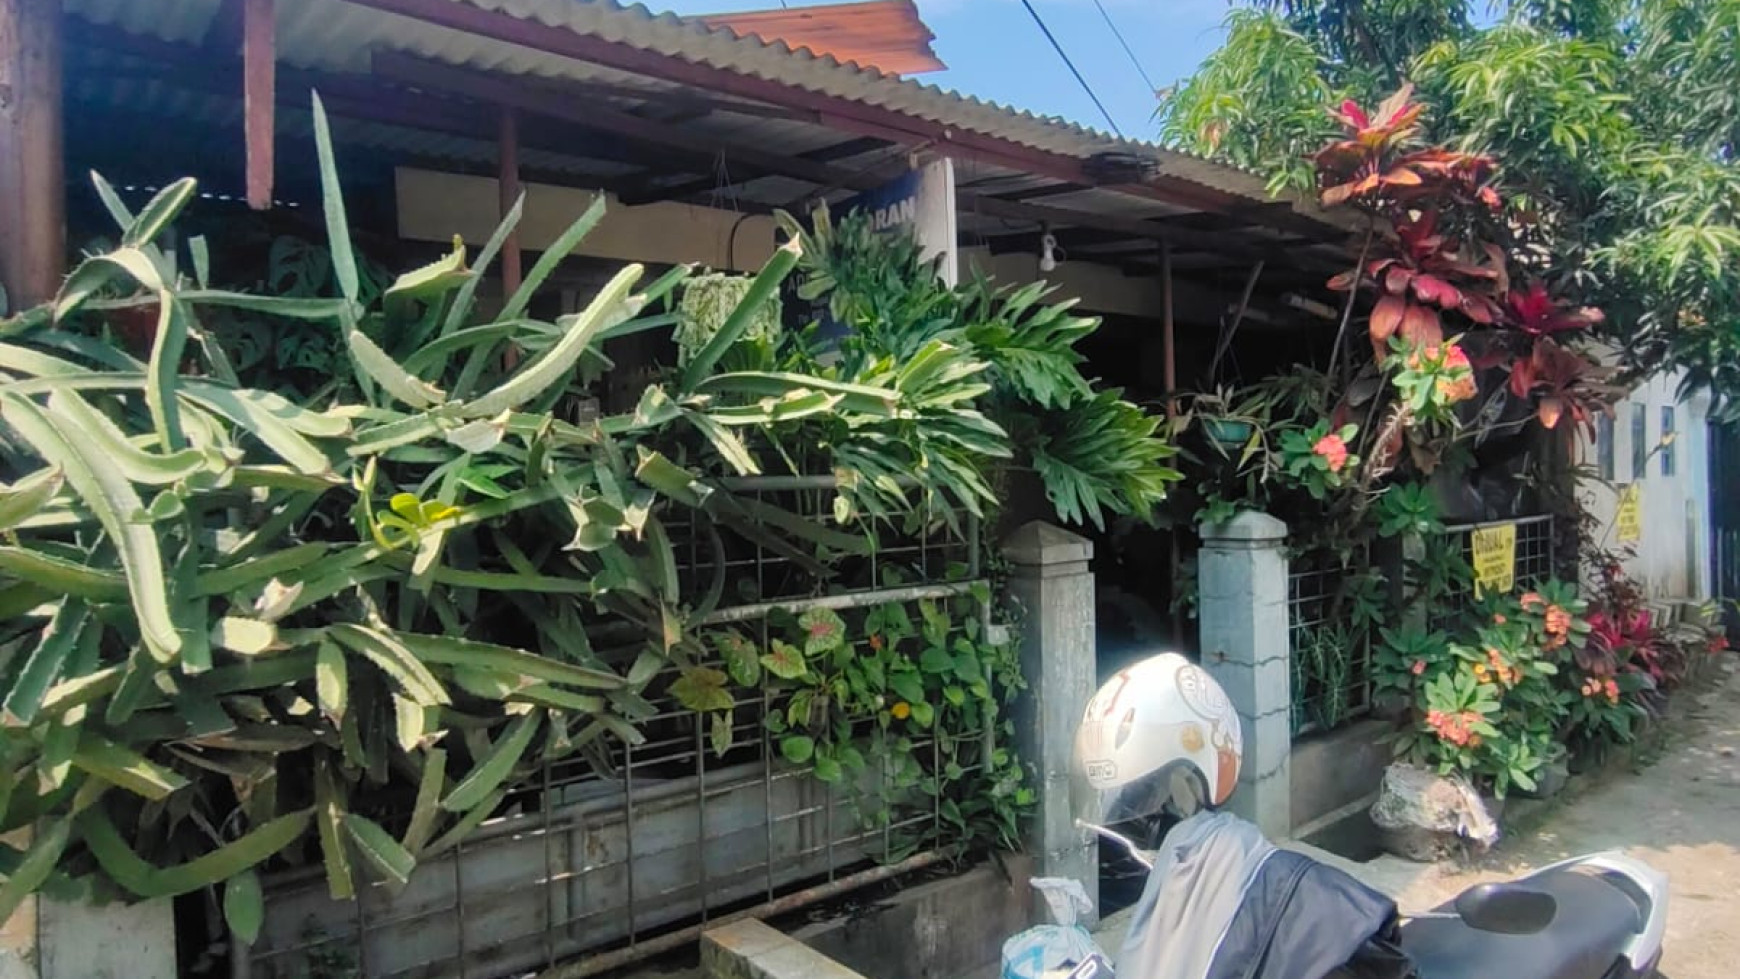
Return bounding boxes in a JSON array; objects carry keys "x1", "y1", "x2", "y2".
[{"x1": 891, "y1": 701, "x2": 911, "y2": 720}]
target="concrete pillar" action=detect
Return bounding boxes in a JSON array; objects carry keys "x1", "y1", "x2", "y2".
[
  {"x1": 1, "y1": 889, "x2": 175, "y2": 979},
  {"x1": 1004, "y1": 521, "x2": 1098, "y2": 923},
  {"x1": 1197, "y1": 512, "x2": 1292, "y2": 838}
]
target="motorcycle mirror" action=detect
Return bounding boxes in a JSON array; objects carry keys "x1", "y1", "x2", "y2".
[{"x1": 1454, "y1": 883, "x2": 1558, "y2": 934}]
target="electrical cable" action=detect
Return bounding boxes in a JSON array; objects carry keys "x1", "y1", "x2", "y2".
[
  {"x1": 1091, "y1": 0, "x2": 1156, "y2": 94},
  {"x1": 1017, "y1": 0, "x2": 1125, "y2": 137}
]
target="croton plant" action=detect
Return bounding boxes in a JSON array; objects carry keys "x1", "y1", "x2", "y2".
[{"x1": 1316, "y1": 84, "x2": 1619, "y2": 440}]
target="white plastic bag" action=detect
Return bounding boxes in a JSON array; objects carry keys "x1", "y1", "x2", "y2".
[{"x1": 1000, "y1": 878, "x2": 1106, "y2": 979}]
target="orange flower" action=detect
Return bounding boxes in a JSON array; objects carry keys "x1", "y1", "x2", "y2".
[
  {"x1": 1411, "y1": 659, "x2": 1427, "y2": 676},
  {"x1": 1492, "y1": 613, "x2": 1507, "y2": 625},
  {"x1": 1313, "y1": 433, "x2": 1350, "y2": 473},
  {"x1": 1520, "y1": 592, "x2": 1544, "y2": 609},
  {"x1": 1436, "y1": 373, "x2": 1477, "y2": 403},
  {"x1": 1544, "y1": 606, "x2": 1571, "y2": 636},
  {"x1": 868, "y1": 633, "x2": 884, "y2": 652},
  {"x1": 890, "y1": 701, "x2": 911, "y2": 720}
]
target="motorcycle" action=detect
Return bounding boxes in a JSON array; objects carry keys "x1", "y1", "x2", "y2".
[
  {"x1": 1057, "y1": 812, "x2": 1669, "y2": 979},
  {"x1": 1034, "y1": 653, "x2": 1670, "y2": 979}
]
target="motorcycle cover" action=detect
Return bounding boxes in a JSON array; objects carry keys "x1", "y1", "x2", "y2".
[{"x1": 1119, "y1": 812, "x2": 1411, "y2": 979}]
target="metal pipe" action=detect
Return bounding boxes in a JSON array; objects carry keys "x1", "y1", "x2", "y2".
[
  {"x1": 534, "y1": 851, "x2": 946, "y2": 978},
  {"x1": 696, "y1": 581, "x2": 978, "y2": 625}
]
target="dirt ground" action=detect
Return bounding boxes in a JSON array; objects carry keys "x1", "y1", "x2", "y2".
[{"x1": 1093, "y1": 656, "x2": 1740, "y2": 978}]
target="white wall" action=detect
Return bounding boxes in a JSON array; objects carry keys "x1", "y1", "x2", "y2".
[
  {"x1": 394, "y1": 167, "x2": 1190, "y2": 318},
  {"x1": 396, "y1": 168, "x2": 781, "y2": 272},
  {"x1": 1578, "y1": 369, "x2": 1712, "y2": 598}
]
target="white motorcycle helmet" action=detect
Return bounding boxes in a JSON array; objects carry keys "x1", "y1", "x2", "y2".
[{"x1": 1072, "y1": 652, "x2": 1244, "y2": 833}]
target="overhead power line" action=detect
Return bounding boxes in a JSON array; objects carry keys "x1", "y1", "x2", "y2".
[
  {"x1": 1092, "y1": 0, "x2": 1157, "y2": 94},
  {"x1": 1017, "y1": 0, "x2": 1125, "y2": 138}
]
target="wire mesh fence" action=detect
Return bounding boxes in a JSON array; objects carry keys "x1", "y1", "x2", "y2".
[
  {"x1": 1287, "y1": 555, "x2": 1374, "y2": 736},
  {"x1": 1427, "y1": 515, "x2": 1558, "y2": 634},
  {"x1": 241, "y1": 481, "x2": 986, "y2": 979}
]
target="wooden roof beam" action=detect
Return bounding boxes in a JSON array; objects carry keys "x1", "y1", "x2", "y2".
[
  {"x1": 957, "y1": 192, "x2": 1340, "y2": 270},
  {"x1": 621, "y1": 134, "x2": 892, "y2": 205},
  {"x1": 371, "y1": 51, "x2": 894, "y2": 194}
]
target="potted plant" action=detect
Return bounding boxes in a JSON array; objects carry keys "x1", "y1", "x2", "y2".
[{"x1": 1184, "y1": 385, "x2": 1274, "y2": 455}]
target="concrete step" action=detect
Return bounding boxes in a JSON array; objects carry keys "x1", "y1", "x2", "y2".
[{"x1": 701, "y1": 920, "x2": 870, "y2": 979}]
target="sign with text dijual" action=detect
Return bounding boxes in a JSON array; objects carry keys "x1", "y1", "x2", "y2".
[
  {"x1": 1616, "y1": 483, "x2": 1643, "y2": 543},
  {"x1": 1471, "y1": 522, "x2": 1517, "y2": 598}
]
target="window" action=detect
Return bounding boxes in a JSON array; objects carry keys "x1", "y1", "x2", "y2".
[
  {"x1": 1661, "y1": 405, "x2": 1677, "y2": 476},
  {"x1": 1631, "y1": 403, "x2": 1648, "y2": 479},
  {"x1": 1597, "y1": 414, "x2": 1616, "y2": 480}
]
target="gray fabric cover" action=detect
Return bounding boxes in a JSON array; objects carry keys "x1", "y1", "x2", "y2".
[
  {"x1": 1116, "y1": 811, "x2": 1405, "y2": 979},
  {"x1": 1117, "y1": 812, "x2": 1275, "y2": 979}
]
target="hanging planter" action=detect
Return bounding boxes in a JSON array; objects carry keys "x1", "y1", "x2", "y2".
[{"x1": 1202, "y1": 417, "x2": 1256, "y2": 450}]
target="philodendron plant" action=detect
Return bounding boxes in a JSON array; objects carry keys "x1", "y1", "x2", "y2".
[{"x1": 0, "y1": 95, "x2": 1012, "y2": 939}]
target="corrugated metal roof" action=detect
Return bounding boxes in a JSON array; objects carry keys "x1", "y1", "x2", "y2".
[
  {"x1": 695, "y1": 0, "x2": 944, "y2": 76},
  {"x1": 63, "y1": 0, "x2": 1354, "y2": 236}
]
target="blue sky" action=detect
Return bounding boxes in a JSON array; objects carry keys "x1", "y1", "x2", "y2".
[{"x1": 654, "y1": 0, "x2": 1235, "y2": 139}]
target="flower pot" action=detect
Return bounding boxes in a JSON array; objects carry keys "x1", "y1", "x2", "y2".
[{"x1": 1201, "y1": 417, "x2": 1254, "y2": 450}]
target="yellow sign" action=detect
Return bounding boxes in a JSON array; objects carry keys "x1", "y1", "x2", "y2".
[
  {"x1": 1471, "y1": 523, "x2": 1517, "y2": 598},
  {"x1": 1616, "y1": 484, "x2": 1643, "y2": 543}
]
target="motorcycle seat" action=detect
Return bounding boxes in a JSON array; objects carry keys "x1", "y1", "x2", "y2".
[{"x1": 1400, "y1": 868, "x2": 1642, "y2": 979}]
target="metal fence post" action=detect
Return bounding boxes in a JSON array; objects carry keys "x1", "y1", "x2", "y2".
[
  {"x1": 1004, "y1": 521, "x2": 1098, "y2": 923},
  {"x1": 1197, "y1": 512, "x2": 1292, "y2": 838}
]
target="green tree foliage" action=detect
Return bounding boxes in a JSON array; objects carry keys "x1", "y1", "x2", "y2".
[{"x1": 1159, "y1": 0, "x2": 1740, "y2": 411}]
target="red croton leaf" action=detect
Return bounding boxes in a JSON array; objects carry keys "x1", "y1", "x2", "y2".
[
  {"x1": 1331, "y1": 99, "x2": 1370, "y2": 131},
  {"x1": 1398, "y1": 302, "x2": 1444, "y2": 349},
  {"x1": 1373, "y1": 84, "x2": 1422, "y2": 129},
  {"x1": 1505, "y1": 281, "x2": 1605, "y2": 337},
  {"x1": 1370, "y1": 294, "x2": 1408, "y2": 354},
  {"x1": 1327, "y1": 268, "x2": 1361, "y2": 292},
  {"x1": 1461, "y1": 294, "x2": 1502, "y2": 325},
  {"x1": 1385, "y1": 265, "x2": 1414, "y2": 295},
  {"x1": 1410, "y1": 274, "x2": 1461, "y2": 307},
  {"x1": 1381, "y1": 166, "x2": 1423, "y2": 188}
]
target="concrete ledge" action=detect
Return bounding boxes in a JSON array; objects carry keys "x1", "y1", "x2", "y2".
[
  {"x1": 702, "y1": 920, "x2": 868, "y2": 979},
  {"x1": 1290, "y1": 719, "x2": 1392, "y2": 835},
  {"x1": 789, "y1": 855, "x2": 1034, "y2": 979}
]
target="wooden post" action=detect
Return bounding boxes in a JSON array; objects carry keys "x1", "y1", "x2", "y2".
[
  {"x1": 498, "y1": 107, "x2": 523, "y2": 369},
  {"x1": 0, "y1": 0, "x2": 65, "y2": 309},
  {"x1": 243, "y1": 0, "x2": 275, "y2": 210},
  {"x1": 498, "y1": 107, "x2": 523, "y2": 297},
  {"x1": 1161, "y1": 240, "x2": 1176, "y2": 416}
]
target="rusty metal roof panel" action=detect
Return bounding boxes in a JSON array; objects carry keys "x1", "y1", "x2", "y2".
[{"x1": 694, "y1": 0, "x2": 944, "y2": 76}]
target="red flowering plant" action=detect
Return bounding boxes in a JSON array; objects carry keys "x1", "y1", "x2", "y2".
[
  {"x1": 1314, "y1": 85, "x2": 1616, "y2": 444},
  {"x1": 1317, "y1": 87, "x2": 1507, "y2": 362},
  {"x1": 1278, "y1": 420, "x2": 1361, "y2": 499}
]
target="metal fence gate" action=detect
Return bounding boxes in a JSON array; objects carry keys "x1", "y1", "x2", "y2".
[
  {"x1": 239, "y1": 479, "x2": 985, "y2": 979},
  {"x1": 1287, "y1": 515, "x2": 1562, "y2": 736},
  {"x1": 1428, "y1": 514, "x2": 1559, "y2": 633},
  {"x1": 1287, "y1": 554, "x2": 1374, "y2": 735}
]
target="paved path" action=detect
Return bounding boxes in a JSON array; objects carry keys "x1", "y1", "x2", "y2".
[
  {"x1": 1368, "y1": 656, "x2": 1740, "y2": 978},
  {"x1": 1095, "y1": 657, "x2": 1740, "y2": 978}
]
